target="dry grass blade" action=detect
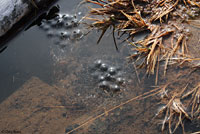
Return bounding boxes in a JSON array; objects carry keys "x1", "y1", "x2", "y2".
[
  {"x1": 150, "y1": 0, "x2": 179, "y2": 22},
  {"x1": 97, "y1": 25, "x2": 109, "y2": 44},
  {"x1": 155, "y1": 84, "x2": 191, "y2": 133},
  {"x1": 187, "y1": 20, "x2": 200, "y2": 28},
  {"x1": 183, "y1": 83, "x2": 200, "y2": 118},
  {"x1": 121, "y1": 11, "x2": 146, "y2": 27},
  {"x1": 85, "y1": 0, "x2": 105, "y2": 7}
]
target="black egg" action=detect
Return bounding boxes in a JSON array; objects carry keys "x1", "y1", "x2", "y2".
[
  {"x1": 60, "y1": 32, "x2": 70, "y2": 39},
  {"x1": 116, "y1": 77, "x2": 125, "y2": 84},
  {"x1": 105, "y1": 73, "x2": 113, "y2": 81},
  {"x1": 98, "y1": 81, "x2": 109, "y2": 90},
  {"x1": 100, "y1": 63, "x2": 108, "y2": 71},
  {"x1": 116, "y1": 77, "x2": 125, "y2": 85},
  {"x1": 98, "y1": 75, "x2": 105, "y2": 82},
  {"x1": 71, "y1": 29, "x2": 83, "y2": 39},
  {"x1": 71, "y1": 18, "x2": 79, "y2": 27},
  {"x1": 65, "y1": 22, "x2": 73, "y2": 29},
  {"x1": 94, "y1": 60, "x2": 102, "y2": 68},
  {"x1": 57, "y1": 19, "x2": 65, "y2": 27},
  {"x1": 110, "y1": 84, "x2": 120, "y2": 92},
  {"x1": 108, "y1": 67, "x2": 117, "y2": 75},
  {"x1": 62, "y1": 14, "x2": 74, "y2": 20}
]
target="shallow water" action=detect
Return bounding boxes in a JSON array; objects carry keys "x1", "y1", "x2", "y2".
[{"x1": 0, "y1": 0, "x2": 200, "y2": 134}]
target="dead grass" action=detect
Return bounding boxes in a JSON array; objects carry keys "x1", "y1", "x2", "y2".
[
  {"x1": 83, "y1": 0, "x2": 200, "y2": 78},
  {"x1": 75, "y1": 0, "x2": 200, "y2": 133}
]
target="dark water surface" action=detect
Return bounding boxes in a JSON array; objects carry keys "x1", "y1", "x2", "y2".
[{"x1": 0, "y1": 0, "x2": 83, "y2": 102}]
